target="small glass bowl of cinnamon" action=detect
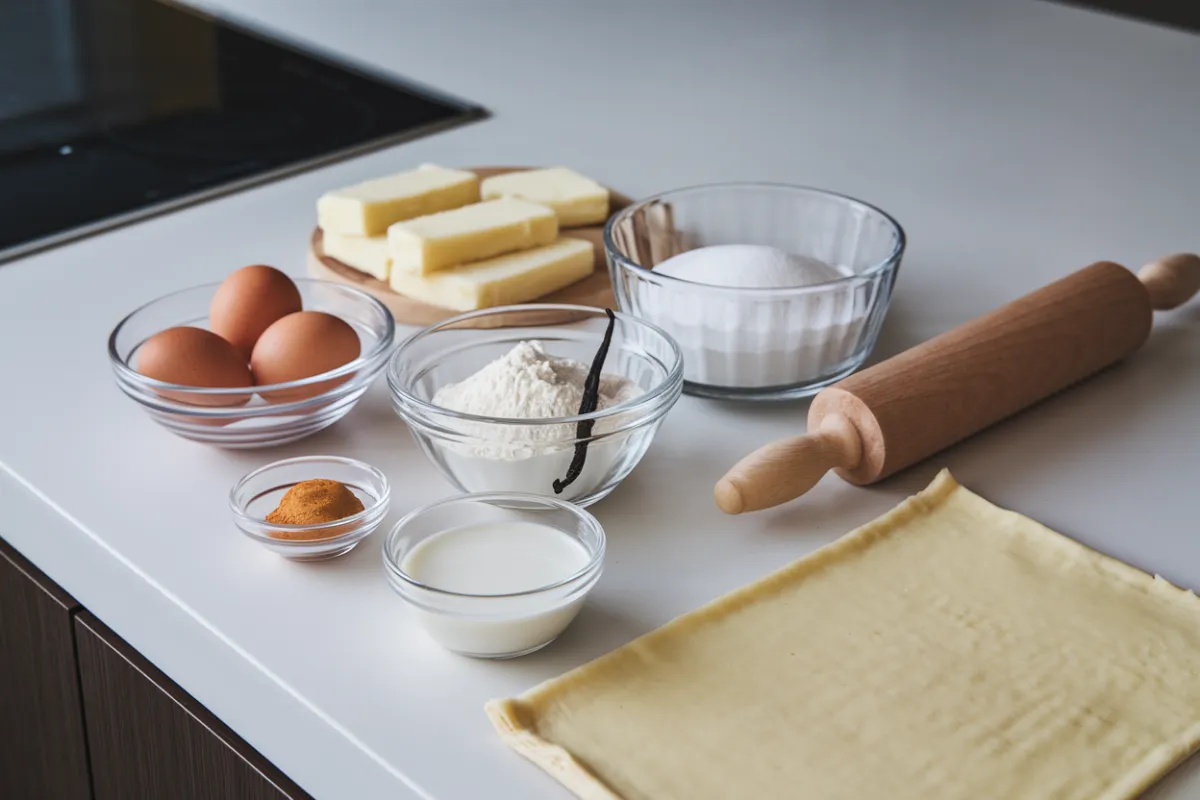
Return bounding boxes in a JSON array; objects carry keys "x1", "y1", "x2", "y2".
[{"x1": 230, "y1": 455, "x2": 390, "y2": 561}]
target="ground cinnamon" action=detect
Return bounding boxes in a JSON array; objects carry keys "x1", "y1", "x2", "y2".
[{"x1": 266, "y1": 479, "x2": 364, "y2": 527}]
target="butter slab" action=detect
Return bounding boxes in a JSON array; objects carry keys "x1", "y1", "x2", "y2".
[
  {"x1": 323, "y1": 231, "x2": 390, "y2": 281},
  {"x1": 481, "y1": 167, "x2": 610, "y2": 227},
  {"x1": 388, "y1": 197, "x2": 558, "y2": 276},
  {"x1": 388, "y1": 237, "x2": 593, "y2": 311},
  {"x1": 317, "y1": 165, "x2": 479, "y2": 236}
]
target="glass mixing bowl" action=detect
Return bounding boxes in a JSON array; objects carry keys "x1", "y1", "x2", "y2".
[
  {"x1": 604, "y1": 183, "x2": 905, "y2": 400},
  {"x1": 387, "y1": 305, "x2": 683, "y2": 507},
  {"x1": 383, "y1": 492, "x2": 605, "y2": 658},
  {"x1": 108, "y1": 279, "x2": 394, "y2": 447}
]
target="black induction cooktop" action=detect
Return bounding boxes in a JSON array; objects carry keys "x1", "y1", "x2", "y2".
[{"x1": 0, "y1": 0, "x2": 485, "y2": 264}]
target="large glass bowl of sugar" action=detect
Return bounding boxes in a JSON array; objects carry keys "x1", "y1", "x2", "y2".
[
  {"x1": 604, "y1": 183, "x2": 905, "y2": 400},
  {"x1": 387, "y1": 305, "x2": 684, "y2": 507}
]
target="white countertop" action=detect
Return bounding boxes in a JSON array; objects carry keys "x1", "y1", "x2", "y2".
[{"x1": 2, "y1": 1, "x2": 1199, "y2": 797}]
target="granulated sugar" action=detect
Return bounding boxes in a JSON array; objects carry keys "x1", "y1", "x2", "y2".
[{"x1": 638, "y1": 245, "x2": 868, "y2": 390}]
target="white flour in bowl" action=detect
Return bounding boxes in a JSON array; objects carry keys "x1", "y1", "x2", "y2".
[
  {"x1": 429, "y1": 341, "x2": 645, "y2": 502},
  {"x1": 432, "y1": 341, "x2": 640, "y2": 457}
]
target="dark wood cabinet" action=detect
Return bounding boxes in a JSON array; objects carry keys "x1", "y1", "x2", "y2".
[
  {"x1": 75, "y1": 612, "x2": 310, "y2": 800},
  {"x1": 0, "y1": 534, "x2": 311, "y2": 800},
  {"x1": 0, "y1": 538, "x2": 93, "y2": 800}
]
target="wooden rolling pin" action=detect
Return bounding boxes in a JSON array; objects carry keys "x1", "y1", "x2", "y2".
[{"x1": 715, "y1": 253, "x2": 1200, "y2": 514}]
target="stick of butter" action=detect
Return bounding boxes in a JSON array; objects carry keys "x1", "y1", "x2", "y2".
[
  {"x1": 388, "y1": 237, "x2": 593, "y2": 311},
  {"x1": 481, "y1": 167, "x2": 610, "y2": 228},
  {"x1": 388, "y1": 197, "x2": 558, "y2": 276},
  {"x1": 317, "y1": 165, "x2": 479, "y2": 236},
  {"x1": 323, "y1": 232, "x2": 390, "y2": 281}
]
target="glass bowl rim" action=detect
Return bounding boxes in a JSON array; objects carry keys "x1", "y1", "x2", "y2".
[
  {"x1": 602, "y1": 180, "x2": 907, "y2": 295},
  {"x1": 108, "y1": 278, "x2": 397, "y2": 403},
  {"x1": 387, "y1": 304, "x2": 684, "y2": 426},
  {"x1": 382, "y1": 491, "x2": 606, "y2": 599},
  {"x1": 229, "y1": 455, "x2": 391, "y2": 545}
]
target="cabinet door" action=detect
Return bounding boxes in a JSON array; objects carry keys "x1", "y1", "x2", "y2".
[
  {"x1": 75, "y1": 612, "x2": 311, "y2": 800},
  {"x1": 0, "y1": 537, "x2": 92, "y2": 800}
]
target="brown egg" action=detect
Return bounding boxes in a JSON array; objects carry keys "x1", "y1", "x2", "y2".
[
  {"x1": 136, "y1": 326, "x2": 253, "y2": 406},
  {"x1": 209, "y1": 265, "x2": 303, "y2": 358},
  {"x1": 250, "y1": 311, "x2": 361, "y2": 402}
]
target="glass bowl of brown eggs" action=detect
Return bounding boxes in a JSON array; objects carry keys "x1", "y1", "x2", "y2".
[{"x1": 108, "y1": 267, "x2": 395, "y2": 448}]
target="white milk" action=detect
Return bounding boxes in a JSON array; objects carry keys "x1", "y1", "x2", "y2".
[{"x1": 400, "y1": 521, "x2": 595, "y2": 657}]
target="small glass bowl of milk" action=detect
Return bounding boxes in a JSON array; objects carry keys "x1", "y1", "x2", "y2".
[
  {"x1": 604, "y1": 182, "x2": 905, "y2": 400},
  {"x1": 383, "y1": 492, "x2": 605, "y2": 659}
]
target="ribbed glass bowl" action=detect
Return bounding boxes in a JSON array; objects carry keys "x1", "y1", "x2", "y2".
[
  {"x1": 604, "y1": 183, "x2": 905, "y2": 400},
  {"x1": 108, "y1": 279, "x2": 395, "y2": 448},
  {"x1": 387, "y1": 305, "x2": 683, "y2": 507}
]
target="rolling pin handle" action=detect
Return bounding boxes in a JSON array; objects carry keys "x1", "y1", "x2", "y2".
[
  {"x1": 1138, "y1": 253, "x2": 1200, "y2": 311},
  {"x1": 714, "y1": 413, "x2": 863, "y2": 515}
]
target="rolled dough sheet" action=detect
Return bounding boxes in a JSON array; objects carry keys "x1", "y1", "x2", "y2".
[{"x1": 487, "y1": 470, "x2": 1200, "y2": 800}]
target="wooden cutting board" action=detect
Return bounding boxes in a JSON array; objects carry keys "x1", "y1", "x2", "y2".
[{"x1": 306, "y1": 167, "x2": 633, "y2": 328}]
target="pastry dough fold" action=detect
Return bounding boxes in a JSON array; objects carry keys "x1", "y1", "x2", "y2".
[{"x1": 488, "y1": 470, "x2": 1200, "y2": 800}]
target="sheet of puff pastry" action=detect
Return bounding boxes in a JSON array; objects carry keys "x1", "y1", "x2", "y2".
[{"x1": 487, "y1": 470, "x2": 1200, "y2": 800}]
